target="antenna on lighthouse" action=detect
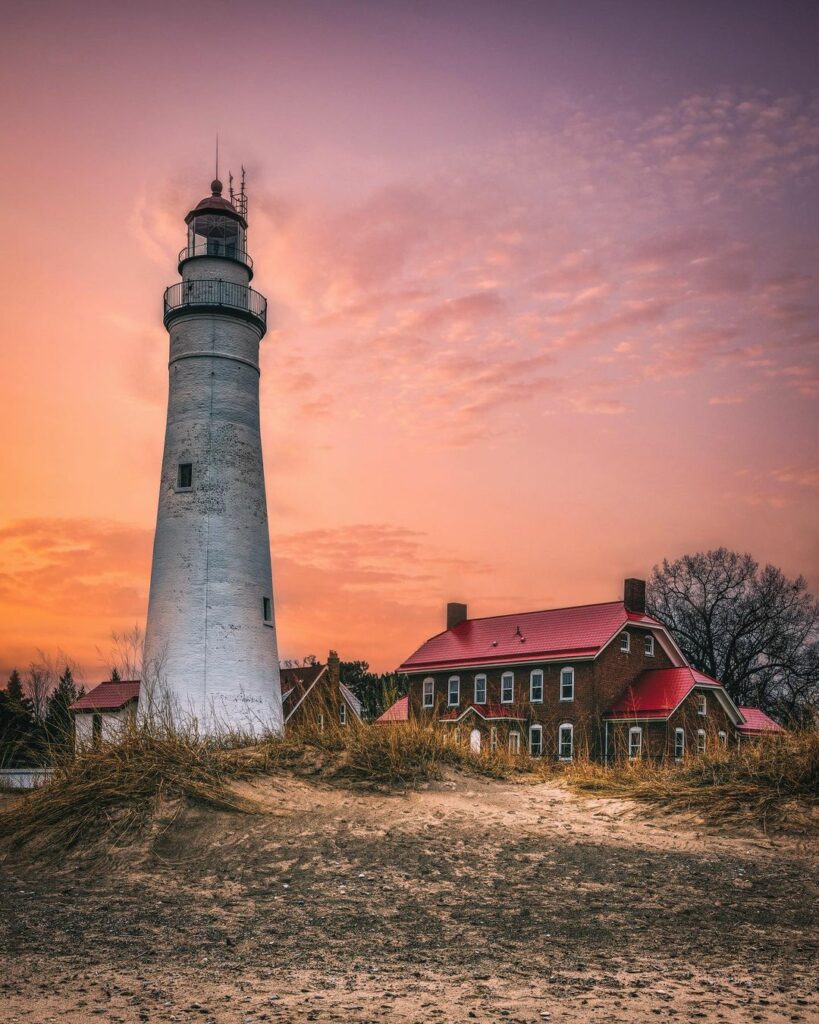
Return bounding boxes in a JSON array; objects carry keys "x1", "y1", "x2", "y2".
[{"x1": 215, "y1": 133, "x2": 219, "y2": 181}]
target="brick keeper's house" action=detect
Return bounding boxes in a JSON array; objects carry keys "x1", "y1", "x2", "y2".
[{"x1": 377, "y1": 579, "x2": 783, "y2": 761}]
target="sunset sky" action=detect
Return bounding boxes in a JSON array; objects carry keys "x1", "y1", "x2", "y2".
[{"x1": 1, "y1": 0, "x2": 818, "y2": 681}]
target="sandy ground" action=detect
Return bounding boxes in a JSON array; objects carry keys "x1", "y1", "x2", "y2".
[{"x1": 0, "y1": 774, "x2": 817, "y2": 1023}]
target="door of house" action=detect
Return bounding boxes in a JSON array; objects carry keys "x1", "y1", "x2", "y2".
[
  {"x1": 508, "y1": 731, "x2": 520, "y2": 754},
  {"x1": 470, "y1": 728, "x2": 481, "y2": 753}
]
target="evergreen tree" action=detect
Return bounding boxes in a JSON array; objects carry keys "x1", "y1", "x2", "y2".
[
  {"x1": 339, "y1": 661, "x2": 408, "y2": 721},
  {"x1": 1, "y1": 669, "x2": 36, "y2": 767},
  {"x1": 110, "y1": 667, "x2": 121, "y2": 682},
  {"x1": 45, "y1": 666, "x2": 84, "y2": 749},
  {"x1": 5, "y1": 668, "x2": 29, "y2": 711}
]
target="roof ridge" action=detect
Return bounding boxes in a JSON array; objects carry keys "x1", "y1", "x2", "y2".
[{"x1": 456, "y1": 599, "x2": 624, "y2": 625}]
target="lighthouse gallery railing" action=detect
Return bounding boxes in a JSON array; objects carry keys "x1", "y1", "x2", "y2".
[{"x1": 163, "y1": 280, "x2": 267, "y2": 330}]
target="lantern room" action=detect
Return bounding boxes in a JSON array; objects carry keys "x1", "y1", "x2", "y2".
[{"x1": 179, "y1": 178, "x2": 252, "y2": 273}]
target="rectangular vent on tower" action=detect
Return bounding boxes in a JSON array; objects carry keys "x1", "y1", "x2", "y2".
[{"x1": 177, "y1": 463, "x2": 193, "y2": 490}]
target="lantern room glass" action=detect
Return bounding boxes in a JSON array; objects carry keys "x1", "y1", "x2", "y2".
[{"x1": 186, "y1": 214, "x2": 245, "y2": 261}]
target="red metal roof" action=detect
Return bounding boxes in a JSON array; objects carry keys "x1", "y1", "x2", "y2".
[
  {"x1": 70, "y1": 680, "x2": 140, "y2": 712},
  {"x1": 605, "y1": 667, "x2": 723, "y2": 719},
  {"x1": 374, "y1": 695, "x2": 409, "y2": 723},
  {"x1": 737, "y1": 707, "x2": 785, "y2": 734},
  {"x1": 398, "y1": 601, "x2": 661, "y2": 672},
  {"x1": 439, "y1": 703, "x2": 526, "y2": 722}
]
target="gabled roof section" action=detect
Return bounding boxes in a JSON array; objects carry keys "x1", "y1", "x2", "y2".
[
  {"x1": 70, "y1": 680, "x2": 141, "y2": 712},
  {"x1": 374, "y1": 696, "x2": 409, "y2": 724},
  {"x1": 339, "y1": 682, "x2": 363, "y2": 719},
  {"x1": 280, "y1": 664, "x2": 327, "y2": 722},
  {"x1": 604, "y1": 667, "x2": 743, "y2": 724},
  {"x1": 398, "y1": 601, "x2": 665, "y2": 673},
  {"x1": 439, "y1": 703, "x2": 526, "y2": 722},
  {"x1": 737, "y1": 707, "x2": 785, "y2": 734}
]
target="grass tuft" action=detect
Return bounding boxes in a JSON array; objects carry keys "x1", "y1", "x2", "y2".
[
  {"x1": 0, "y1": 728, "x2": 264, "y2": 855},
  {"x1": 561, "y1": 731, "x2": 819, "y2": 833}
]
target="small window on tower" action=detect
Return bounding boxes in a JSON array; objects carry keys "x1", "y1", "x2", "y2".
[
  {"x1": 262, "y1": 597, "x2": 272, "y2": 623},
  {"x1": 177, "y1": 463, "x2": 193, "y2": 489}
]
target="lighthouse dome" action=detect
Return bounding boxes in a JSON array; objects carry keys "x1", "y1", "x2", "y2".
[{"x1": 186, "y1": 178, "x2": 247, "y2": 226}]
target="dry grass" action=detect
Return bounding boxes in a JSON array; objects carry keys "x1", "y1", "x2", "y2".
[
  {"x1": 1, "y1": 717, "x2": 815, "y2": 857},
  {"x1": 562, "y1": 731, "x2": 819, "y2": 833},
  {"x1": 0, "y1": 717, "x2": 527, "y2": 856},
  {"x1": 0, "y1": 729, "x2": 264, "y2": 855}
]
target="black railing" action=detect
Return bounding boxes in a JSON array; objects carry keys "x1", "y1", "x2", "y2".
[
  {"x1": 178, "y1": 243, "x2": 253, "y2": 271},
  {"x1": 163, "y1": 280, "x2": 267, "y2": 333}
]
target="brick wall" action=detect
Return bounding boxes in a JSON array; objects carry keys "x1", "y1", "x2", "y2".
[
  {"x1": 406, "y1": 625, "x2": 675, "y2": 758},
  {"x1": 606, "y1": 687, "x2": 736, "y2": 761}
]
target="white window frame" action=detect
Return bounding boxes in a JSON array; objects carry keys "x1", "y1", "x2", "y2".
[
  {"x1": 474, "y1": 674, "x2": 487, "y2": 704},
  {"x1": 529, "y1": 723, "x2": 543, "y2": 756},
  {"x1": 501, "y1": 672, "x2": 514, "y2": 704},
  {"x1": 508, "y1": 731, "x2": 520, "y2": 754},
  {"x1": 674, "y1": 727, "x2": 685, "y2": 761},
  {"x1": 339, "y1": 703, "x2": 347, "y2": 725},
  {"x1": 697, "y1": 693, "x2": 707, "y2": 716},
  {"x1": 559, "y1": 666, "x2": 575, "y2": 702},
  {"x1": 718, "y1": 730, "x2": 727, "y2": 747},
  {"x1": 696, "y1": 728, "x2": 706, "y2": 753},
  {"x1": 628, "y1": 726, "x2": 642, "y2": 760},
  {"x1": 422, "y1": 677, "x2": 434, "y2": 709},
  {"x1": 317, "y1": 712, "x2": 325, "y2": 732},
  {"x1": 490, "y1": 726, "x2": 498, "y2": 752},
  {"x1": 529, "y1": 669, "x2": 544, "y2": 703},
  {"x1": 644, "y1": 635, "x2": 655, "y2": 657},
  {"x1": 620, "y1": 631, "x2": 631, "y2": 653},
  {"x1": 447, "y1": 676, "x2": 460, "y2": 707},
  {"x1": 558, "y1": 722, "x2": 574, "y2": 761}
]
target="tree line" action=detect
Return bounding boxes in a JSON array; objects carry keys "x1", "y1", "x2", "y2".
[{"x1": 0, "y1": 662, "x2": 85, "y2": 767}]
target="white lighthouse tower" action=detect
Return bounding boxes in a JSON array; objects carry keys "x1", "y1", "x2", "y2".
[{"x1": 142, "y1": 172, "x2": 283, "y2": 736}]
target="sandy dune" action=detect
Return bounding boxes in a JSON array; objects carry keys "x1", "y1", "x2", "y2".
[{"x1": 1, "y1": 773, "x2": 817, "y2": 1023}]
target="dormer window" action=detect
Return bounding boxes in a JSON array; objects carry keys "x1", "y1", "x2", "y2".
[
  {"x1": 619, "y1": 632, "x2": 630, "y2": 653},
  {"x1": 697, "y1": 694, "x2": 707, "y2": 716},
  {"x1": 644, "y1": 635, "x2": 655, "y2": 657}
]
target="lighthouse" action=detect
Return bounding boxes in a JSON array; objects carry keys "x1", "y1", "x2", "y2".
[{"x1": 142, "y1": 172, "x2": 283, "y2": 736}]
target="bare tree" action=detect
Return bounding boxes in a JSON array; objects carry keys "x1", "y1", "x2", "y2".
[
  {"x1": 105, "y1": 625, "x2": 146, "y2": 681},
  {"x1": 647, "y1": 548, "x2": 819, "y2": 727},
  {"x1": 25, "y1": 651, "x2": 62, "y2": 721}
]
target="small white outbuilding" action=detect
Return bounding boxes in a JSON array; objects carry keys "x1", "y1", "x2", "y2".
[{"x1": 70, "y1": 680, "x2": 140, "y2": 749}]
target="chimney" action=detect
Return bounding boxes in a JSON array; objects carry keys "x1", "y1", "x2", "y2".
[
  {"x1": 447, "y1": 602, "x2": 468, "y2": 630},
  {"x1": 623, "y1": 578, "x2": 646, "y2": 614},
  {"x1": 327, "y1": 649, "x2": 340, "y2": 686}
]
